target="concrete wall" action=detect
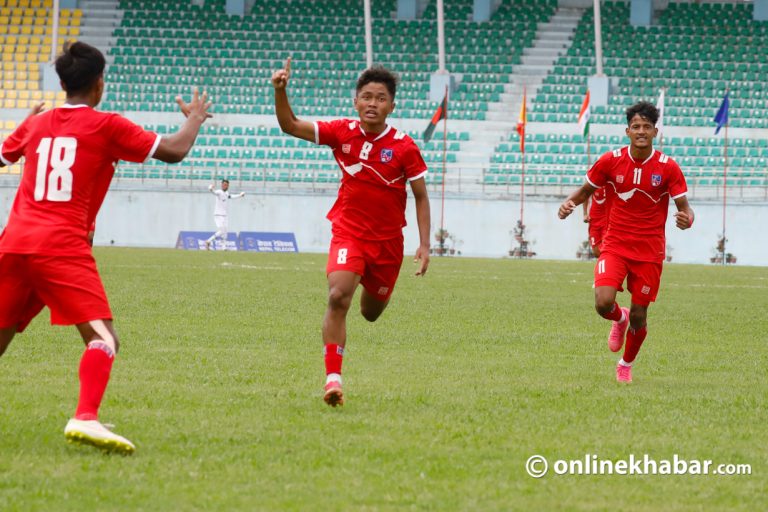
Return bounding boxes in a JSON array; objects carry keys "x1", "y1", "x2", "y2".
[{"x1": 2, "y1": 186, "x2": 765, "y2": 265}]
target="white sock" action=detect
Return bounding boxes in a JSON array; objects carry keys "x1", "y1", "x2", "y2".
[
  {"x1": 618, "y1": 358, "x2": 632, "y2": 367},
  {"x1": 326, "y1": 373, "x2": 342, "y2": 385}
]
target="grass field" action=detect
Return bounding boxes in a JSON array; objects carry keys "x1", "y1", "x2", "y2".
[{"x1": 0, "y1": 248, "x2": 765, "y2": 511}]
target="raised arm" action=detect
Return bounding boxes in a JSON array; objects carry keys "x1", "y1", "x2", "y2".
[
  {"x1": 410, "y1": 177, "x2": 431, "y2": 276},
  {"x1": 272, "y1": 57, "x2": 316, "y2": 142},
  {"x1": 673, "y1": 195, "x2": 694, "y2": 230},
  {"x1": 558, "y1": 182, "x2": 597, "y2": 219},
  {"x1": 153, "y1": 88, "x2": 212, "y2": 163}
]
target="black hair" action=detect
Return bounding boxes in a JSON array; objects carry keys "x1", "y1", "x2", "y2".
[
  {"x1": 356, "y1": 66, "x2": 398, "y2": 99},
  {"x1": 626, "y1": 101, "x2": 659, "y2": 126},
  {"x1": 221, "y1": 179, "x2": 229, "y2": 184},
  {"x1": 55, "y1": 41, "x2": 105, "y2": 95}
]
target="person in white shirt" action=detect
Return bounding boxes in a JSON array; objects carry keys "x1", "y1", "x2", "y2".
[{"x1": 205, "y1": 179, "x2": 245, "y2": 250}]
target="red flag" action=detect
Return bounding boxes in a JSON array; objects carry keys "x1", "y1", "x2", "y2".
[
  {"x1": 423, "y1": 93, "x2": 448, "y2": 144},
  {"x1": 516, "y1": 89, "x2": 527, "y2": 153}
]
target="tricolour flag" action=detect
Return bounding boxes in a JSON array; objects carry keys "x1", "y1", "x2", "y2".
[
  {"x1": 423, "y1": 92, "x2": 448, "y2": 143},
  {"x1": 516, "y1": 88, "x2": 526, "y2": 153},
  {"x1": 713, "y1": 91, "x2": 729, "y2": 135},
  {"x1": 577, "y1": 90, "x2": 591, "y2": 138},
  {"x1": 656, "y1": 88, "x2": 665, "y2": 136}
]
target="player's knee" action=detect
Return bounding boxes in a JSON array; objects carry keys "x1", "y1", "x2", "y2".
[
  {"x1": 628, "y1": 308, "x2": 647, "y2": 329},
  {"x1": 327, "y1": 287, "x2": 353, "y2": 312},
  {"x1": 595, "y1": 300, "x2": 613, "y2": 316},
  {"x1": 360, "y1": 306, "x2": 383, "y2": 323}
]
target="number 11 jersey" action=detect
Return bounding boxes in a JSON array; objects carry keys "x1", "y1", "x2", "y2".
[{"x1": 0, "y1": 104, "x2": 160, "y2": 255}]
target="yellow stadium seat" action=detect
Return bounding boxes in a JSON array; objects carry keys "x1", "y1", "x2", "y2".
[
  {"x1": 16, "y1": 61, "x2": 27, "y2": 71},
  {"x1": 32, "y1": 25, "x2": 43, "y2": 35},
  {"x1": 19, "y1": 90, "x2": 30, "y2": 99},
  {"x1": 30, "y1": 71, "x2": 40, "y2": 81},
  {"x1": 0, "y1": 90, "x2": 5, "y2": 99},
  {"x1": 43, "y1": 90, "x2": 54, "y2": 100},
  {"x1": 3, "y1": 120, "x2": 15, "y2": 129},
  {"x1": 56, "y1": 90, "x2": 65, "y2": 100},
  {"x1": 16, "y1": 80, "x2": 27, "y2": 89},
  {"x1": 3, "y1": 98, "x2": 15, "y2": 108},
  {"x1": 31, "y1": 90, "x2": 42, "y2": 100}
]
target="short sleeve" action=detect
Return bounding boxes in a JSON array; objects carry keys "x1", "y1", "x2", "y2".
[
  {"x1": 667, "y1": 159, "x2": 688, "y2": 199},
  {"x1": 405, "y1": 140, "x2": 428, "y2": 181},
  {"x1": 315, "y1": 119, "x2": 348, "y2": 149},
  {"x1": 586, "y1": 151, "x2": 613, "y2": 188},
  {"x1": 0, "y1": 117, "x2": 31, "y2": 166},
  {"x1": 108, "y1": 114, "x2": 161, "y2": 163}
]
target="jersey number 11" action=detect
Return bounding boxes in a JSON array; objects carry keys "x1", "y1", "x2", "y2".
[{"x1": 35, "y1": 137, "x2": 77, "y2": 202}]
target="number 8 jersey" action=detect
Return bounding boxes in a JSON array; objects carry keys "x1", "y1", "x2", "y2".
[
  {"x1": 0, "y1": 104, "x2": 160, "y2": 255},
  {"x1": 315, "y1": 119, "x2": 428, "y2": 241}
]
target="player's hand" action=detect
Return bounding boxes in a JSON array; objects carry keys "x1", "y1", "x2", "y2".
[
  {"x1": 272, "y1": 57, "x2": 291, "y2": 90},
  {"x1": 583, "y1": 214, "x2": 590, "y2": 223},
  {"x1": 414, "y1": 245, "x2": 430, "y2": 276},
  {"x1": 240, "y1": 192, "x2": 245, "y2": 197},
  {"x1": 208, "y1": 184, "x2": 214, "y2": 191},
  {"x1": 176, "y1": 87, "x2": 213, "y2": 121},
  {"x1": 674, "y1": 211, "x2": 693, "y2": 230},
  {"x1": 26, "y1": 102, "x2": 45, "y2": 119},
  {"x1": 558, "y1": 200, "x2": 576, "y2": 219}
]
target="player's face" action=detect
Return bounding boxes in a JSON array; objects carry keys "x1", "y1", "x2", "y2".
[
  {"x1": 221, "y1": 181, "x2": 229, "y2": 191},
  {"x1": 354, "y1": 82, "x2": 395, "y2": 126},
  {"x1": 625, "y1": 114, "x2": 657, "y2": 150}
]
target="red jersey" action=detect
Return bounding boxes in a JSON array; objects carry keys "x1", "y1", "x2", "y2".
[
  {"x1": 0, "y1": 104, "x2": 159, "y2": 256},
  {"x1": 315, "y1": 119, "x2": 427, "y2": 240},
  {"x1": 588, "y1": 185, "x2": 613, "y2": 229},
  {"x1": 586, "y1": 147, "x2": 687, "y2": 263}
]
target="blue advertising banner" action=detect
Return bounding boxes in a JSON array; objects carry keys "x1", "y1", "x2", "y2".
[
  {"x1": 176, "y1": 231, "x2": 238, "y2": 251},
  {"x1": 238, "y1": 232, "x2": 299, "y2": 252}
]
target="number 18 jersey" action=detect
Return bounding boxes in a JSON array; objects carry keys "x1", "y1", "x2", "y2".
[{"x1": 0, "y1": 104, "x2": 160, "y2": 256}]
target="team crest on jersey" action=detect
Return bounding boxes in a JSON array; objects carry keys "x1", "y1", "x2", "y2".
[
  {"x1": 342, "y1": 144, "x2": 351, "y2": 154},
  {"x1": 651, "y1": 174, "x2": 662, "y2": 187},
  {"x1": 616, "y1": 175, "x2": 625, "y2": 184},
  {"x1": 380, "y1": 149, "x2": 393, "y2": 162}
]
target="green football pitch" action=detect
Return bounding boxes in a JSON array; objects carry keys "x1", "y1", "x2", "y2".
[{"x1": 1, "y1": 249, "x2": 765, "y2": 511}]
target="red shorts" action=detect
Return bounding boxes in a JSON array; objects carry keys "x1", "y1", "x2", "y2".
[
  {"x1": 0, "y1": 253, "x2": 112, "y2": 332},
  {"x1": 594, "y1": 251, "x2": 663, "y2": 307},
  {"x1": 588, "y1": 222, "x2": 607, "y2": 251},
  {"x1": 326, "y1": 233, "x2": 404, "y2": 302}
]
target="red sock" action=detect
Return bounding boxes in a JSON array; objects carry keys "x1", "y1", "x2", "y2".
[
  {"x1": 623, "y1": 326, "x2": 648, "y2": 363},
  {"x1": 601, "y1": 302, "x2": 624, "y2": 322},
  {"x1": 74, "y1": 342, "x2": 114, "y2": 421},
  {"x1": 324, "y1": 343, "x2": 344, "y2": 375}
]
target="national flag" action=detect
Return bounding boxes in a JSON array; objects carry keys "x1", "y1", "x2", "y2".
[
  {"x1": 713, "y1": 91, "x2": 729, "y2": 135},
  {"x1": 656, "y1": 88, "x2": 665, "y2": 136},
  {"x1": 577, "y1": 90, "x2": 591, "y2": 138},
  {"x1": 423, "y1": 92, "x2": 447, "y2": 143},
  {"x1": 516, "y1": 88, "x2": 527, "y2": 152}
]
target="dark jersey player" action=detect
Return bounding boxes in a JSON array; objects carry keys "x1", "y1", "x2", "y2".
[
  {"x1": 0, "y1": 42, "x2": 212, "y2": 454},
  {"x1": 272, "y1": 58, "x2": 431, "y2": 407},
  {"x1": 558, "y1": 102, "x2": 694, "y2": 383}
]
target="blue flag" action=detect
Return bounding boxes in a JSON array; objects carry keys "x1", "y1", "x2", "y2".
[{"x1": 713, "y1": 92, "x2": 729, "y2": 135}]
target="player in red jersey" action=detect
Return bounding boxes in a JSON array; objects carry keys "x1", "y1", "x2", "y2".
[
  {"x1": 0, "y1": 42, "x2": 212, "y2": 453},
  {"x1": 272, "y1": 58, "x2": 431, "y2": 406},
  {"x1": 582, "y1": 185, "x2": 613, "y2": 257},
  {"x1": 558, "y1": 102, "x2": 694, "y2": 383}
]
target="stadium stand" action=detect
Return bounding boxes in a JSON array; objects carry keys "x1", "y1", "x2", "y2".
[{"x1": 0, "y1": 0, "x2": 766, "y2": 196}]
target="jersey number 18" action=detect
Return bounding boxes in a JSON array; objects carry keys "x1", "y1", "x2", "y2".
[{"x1": 35, "y1": 137, "x2": 76, "y2": 202}]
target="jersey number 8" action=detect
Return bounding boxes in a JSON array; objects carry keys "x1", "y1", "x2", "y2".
[{"x1": 35, "y1": 137, "x2": 77, "y2": 202}]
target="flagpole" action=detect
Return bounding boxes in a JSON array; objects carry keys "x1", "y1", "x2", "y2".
[
  {"x1": 722, "y1": 120, "x2": 728, "y2": 266},
  {"x1": 440, "y1": 85, "x2": 448, "y2": 256}
]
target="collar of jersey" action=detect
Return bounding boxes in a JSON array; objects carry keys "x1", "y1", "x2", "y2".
[
  {"x1": 626, "y1": 146, "x2": 655, "y2": 165},
  {"x1": 358, "y1": 122, "x2": 391, "y2": 141},
  {"x1": 61, "y1": 103, "x2": 91, "y2": 109}
]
